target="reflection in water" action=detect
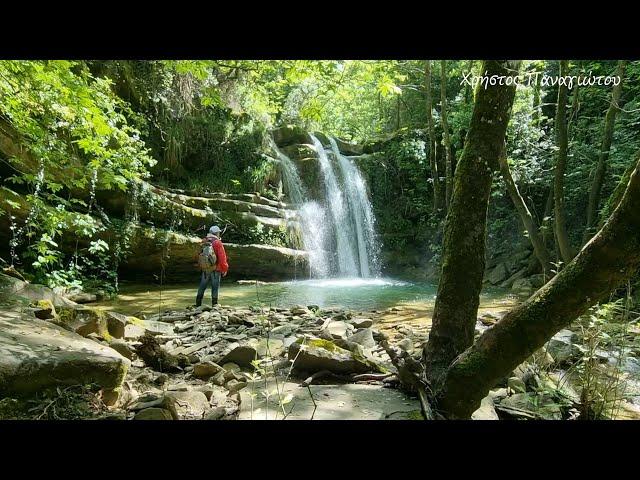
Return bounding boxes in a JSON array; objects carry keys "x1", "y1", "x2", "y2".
[{"x1": 93, "y1": 278, "x2": 517, "y2": 317}]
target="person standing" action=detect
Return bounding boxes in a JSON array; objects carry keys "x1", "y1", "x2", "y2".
[{"x1": 195, "y1": 225, "x2": 228, "y2": 307}]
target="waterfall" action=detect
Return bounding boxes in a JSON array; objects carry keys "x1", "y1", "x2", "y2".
[
  {"x1": 274, "y1": 133, "x2": 380, "y2": 279},
  {"x1": 309, "y1": 134, "x2": 360, "y2": 276},
  {"x1": 328, "y1": 138, "x2": 380, "y2": 278},
  {"x1": 273, "y1": 141, "x2": 329, "y2": 278}
]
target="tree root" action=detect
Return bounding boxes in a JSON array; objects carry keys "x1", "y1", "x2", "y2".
[{"x1": 378, "y1": 331, "x2": 438, "y2": 420}]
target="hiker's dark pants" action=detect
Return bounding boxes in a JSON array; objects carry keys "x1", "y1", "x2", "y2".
[{"x1": 196, "y1": 271, "x2": 221, "y2": 306}]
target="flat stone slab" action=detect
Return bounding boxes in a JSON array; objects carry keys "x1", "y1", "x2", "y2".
[
  {"x1": 239, "y1": 381, "x2": 420, "y2": 420},
  {"x1": 0, "y1": 310, "x2": 130, "y2": 395}
]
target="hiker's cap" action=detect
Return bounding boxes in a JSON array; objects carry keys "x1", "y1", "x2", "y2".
[{"x1": 209, "y1": 225, "x2": 221, "y2": 235}]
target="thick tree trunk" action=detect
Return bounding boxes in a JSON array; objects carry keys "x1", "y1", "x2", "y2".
[
  {"x1": 441, "y1": 60, "x2": 454, "y2": 210},
  {"x1": 498, "y1": 149, "x2": 552, "y2": 277},
  {"x1": 425, "y1": 60, "x2": 443, "y2": 213},
  {"x1": 583, "y1": 60, "x2": 628, "y2": 244},
  {"x1": 437, "y1": 154, "x2": 640, "y2": 419},
  {"x1": 553, "y1": 60, "x2": 574, "y2": 264},
  {"x1": 422, "y1": 60, "x2": 519, "y2": 383},
  {"x1": 598, "y1": 153, "x2": 640, "y2": 229}
]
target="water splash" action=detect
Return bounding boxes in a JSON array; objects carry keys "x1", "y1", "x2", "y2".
[
  {"x1": 273, "y1": 140, "x2": 329, "y2": 278},
  {"x1": 274, "y1": 133, "x2": 381, "y2": 279},
  {"x1": 310, "y1": 134, "x2": 359, "y2": 276},
  {"x1": 328, "y1": 138, "x2": 380, "y2": 277}
]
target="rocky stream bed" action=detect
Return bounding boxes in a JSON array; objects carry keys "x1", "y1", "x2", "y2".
[{"x1": 2, "y1": 272, "x2": 640, "y2": 420}]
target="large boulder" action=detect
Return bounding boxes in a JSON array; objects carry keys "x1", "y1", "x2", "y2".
[
  {"x1": 346, "y1": 328, "x2": 376, "y2": 349},
  {"x1": 333, "y1": 137, "x2": 363, "y2": 156},
  {"x1": 163, "y1": 391, "x2": 210, "y2": 420},
  {"x1": 272, "y1": 125, "x2": 312, "y2": 147},
  {"x1": 288, "y1": 338, "x2": 385, "y2": 375},
  {"x1": 471, "y1": 394, "x2": 499, "y2": 420},
  {"x1": 0, "y1": 273, "x2": 77, "y2": 309},
  {"x1": 486, "y1": 263, "x2": 509, "y2": 285},
  {"x1": 546, "y1": 329, "x2": 582, "y2": 365},
  {"x1": 0, "y1": 310, "x2": 130, "y2": 396},
  {"x1": 54, "y1": 306, "x2": 110, "y2": 339},
  {"x1": 219, "y1": 345, "x2": 258, "y2": 368}
]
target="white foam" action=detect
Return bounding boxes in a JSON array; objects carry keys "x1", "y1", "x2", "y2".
[{"x1": 279, "y1": 277, "x2": 410, "y2": 289}]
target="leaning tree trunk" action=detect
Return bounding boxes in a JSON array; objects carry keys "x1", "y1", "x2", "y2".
[
  {"x1": 422, "y1": 60, "x2": 520, "y2": 383},
  {"x1": 583, "y1": 60, "x2": 628, "y2": 244},
  {"x1": 425, "y1": 60, "x2": 443, "y2": 213},
  {"x1": 436, "y1": 154, "x2": 640, "y2": 419},
  {"x1": 598, "y1": 153, "x2": 640, "y2": 229},
  {"x1": 553, "y1": 60, "x2": 574, "y2": 264},
  {"x1": 441, "y1": 60, "x2": 454, "y2": 210},
  {"x1": 498, "y1": 148, "x2": 553, "y2": 277}
]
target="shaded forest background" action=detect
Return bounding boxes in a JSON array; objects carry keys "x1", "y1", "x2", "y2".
[{"x1": 1, "y1": 60, "x2": 639, "y2": 296}]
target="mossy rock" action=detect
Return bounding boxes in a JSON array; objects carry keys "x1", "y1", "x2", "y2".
[
  {"x1": 54, "y1": 306, "x2": 111, "y2": 340},
  {"x1": 288, "y1": 338, "x2": 386, "y2": 375}
]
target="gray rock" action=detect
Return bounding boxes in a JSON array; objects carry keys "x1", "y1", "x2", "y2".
[
  {"x1": 225, "y1": 379, "x2": 248, "y2": 393},
  {"x1": 67, "y1": 292, "x2": 98, "y2": 304},
  {"x1": 288, "y1": 338, "x2": 384, "y2": 375},
  {"x1": 204, "y1": 406, "x2": 226, "y2": 420},
  {"x1": 219, "y1": 346, "x2": 257, "y2": 367},
  {"x1": 487, "y1": 263, "x2": 509, "y2": 285},
  {"x1": 106, "y1": 312, "x2": 128, "y2": 339},
  {"x1": 141, "y1": 320, "x2": 174, "y2": 336},
  {"x1": 0, "y1": 310, "x2": 130, "y2": 396},
  {"x1": 620, "y1": 356, "x2": 640, "y2": 376},
  {"x1": 247, "y1": 338, "x2": 285, "y2": 358},
  {"x1": 347, "y1": 328, "x2": 376, "y2": 349},
  {"x1": 290, "y1": 305, "x2": 308, "y2": 315},
  {"x1": 471, "y1": 394, "x2": 499, "y2": 420},
  {"x1": 350, "y1": 318, "x2": 373, "y2": 329},
  {"x1": 124, "y1": 323, "x2": 146, "y2": 340},
  {"x1": 271, "y1": 324, "x2": 294, "y2": 336},
  {"x1": 109, "y1": 339, "x2": 135, "y2": 360},
  {"x1": 193, "y1": 361, "x2": 224, "y2": 379},
  {"x1": 211, "y1": 371, "x2": 227, "y2": 386},
  {"x1": 324, "y1": 320, "x2": 350, "y2": 339},
  {"x1": 508, "y1": 377, "x2": 526, "y2": 393},
  {"x1": 134, "y1": 407, "x2": 173, "y2": 420},
  {"x1": 163, "y1": 391, "x2": 210, "y2": 420},
  {"x1": 547, "y1": 329, "x2": 581, "y2": 365},
  {"x1": 397, "y1": 338, "x2": 414, "y2": 353},
  {"x1": 222, "y1": 362, "x2": 241, "y2": 372}
]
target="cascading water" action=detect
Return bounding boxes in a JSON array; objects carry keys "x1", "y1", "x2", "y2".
[
  {"x1": 309, "y1": 134, "x2": 360, "y2": 276},
  {"x1": 274, "y1": 133, "x2": 380, "y2": 279},
  {"x1": 273, "y1": 140, "x2": 329, "y2": 278},
  {"x1": 328, "y1": 137, "x2": 380, "y2": 278}
]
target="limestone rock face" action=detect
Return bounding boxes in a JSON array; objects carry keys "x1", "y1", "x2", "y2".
[
  {"x1": 120, "y1": 228, "x2": 308, "y2": 282},
  {"x1": 272, "y1": 125, "x2": 312, "y2": 147},
  {"x1": 0, "y1": 310, "x2": 130, "y2": 396}
]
